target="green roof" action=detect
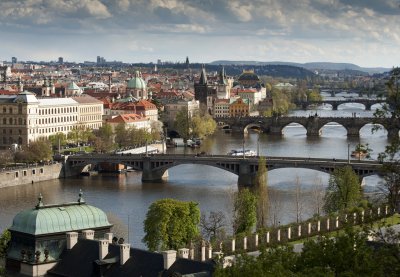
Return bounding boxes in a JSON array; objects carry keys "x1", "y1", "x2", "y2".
[
  {"x1": 67, "y1": 82, "x2": 81, "y2": 90},
  {"x1": 10, "y1": 199, "x2": 111, "y2": 235},
  {"x1": 127, "y1": 71, "x2": 146, "y2": 89}
]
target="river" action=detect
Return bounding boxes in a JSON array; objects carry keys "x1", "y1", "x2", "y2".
[{"x1": 0, "y1": 91, "x2": 390, "y2": 248}]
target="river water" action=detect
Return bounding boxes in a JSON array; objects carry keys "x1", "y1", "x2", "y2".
[{"x1": 0, "y1": 92, "x2": 390, "y2": 248}]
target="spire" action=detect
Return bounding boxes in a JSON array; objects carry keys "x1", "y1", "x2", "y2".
[
  {"x1": 185, "y1": 56, "x2": 189, "y2": 68},
  {"x1": 219, "y1": 66, "x2": 226, "y2": 84},
  {"x1": 199, "y1": 64, "x2": 207, "y2": 85}
]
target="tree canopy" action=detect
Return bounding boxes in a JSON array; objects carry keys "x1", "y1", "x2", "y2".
[
  {"x1": 143, "y1": 198, "x2": 200, "y2": 251},
  {"x1": 323, "y1": 166, "x2": 362, "y2": 213},
  {"x1": 14, "y1": 140, "x2": 53, "y2": 163},
  {"x1": 233, "y1": 188, "x2": 257, "y2": 235}
]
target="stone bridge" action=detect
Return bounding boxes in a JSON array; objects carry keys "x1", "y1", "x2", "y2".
[
  {"x1": 217, "y1": 115, "x2": 399, "y2": 138},
  {"x1": 294, "y1": 99, "x2": 385, "y2": 110},
  {"x1": 65, "y1": 154, "x2": 383, "y2": 187}
]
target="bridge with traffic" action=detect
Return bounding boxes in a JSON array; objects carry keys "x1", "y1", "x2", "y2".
[
  {"x1": 65, "y1": 154, "x2": 383, "y2": 187},
  {"x1": 293, "y1": 99, "x2": 385, "y2": 111},
  {"x1": 217, "y1": 115, "x2": 399, "y2": 138}
]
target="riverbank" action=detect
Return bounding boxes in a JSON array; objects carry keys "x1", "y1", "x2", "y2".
[{"x1": 0, "y1": 163, "x2": 63, "y2": 189}]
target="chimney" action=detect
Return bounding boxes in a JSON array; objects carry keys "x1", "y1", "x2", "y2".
[
  {"x1": 66, "y1": 232, "x2": 78, "y2": 250},
  {"x1": 82, "y1": 230, "x2": 94, "y2": 240},
  {"x1": 119, "y1": 243, "x2": 131, "y2": 265},
  {"x1": 178, "y1": 248, "x2": 189, "y2": 259},
  {"x1": 104, "y1": 233, "x2": 113, "y2": 243},
  {"x1": 99, "y1": 239, "x2": 109, "y2": 260},
  {"x1": 162, "y1": 250, "x2": 177, "y2": 270}
]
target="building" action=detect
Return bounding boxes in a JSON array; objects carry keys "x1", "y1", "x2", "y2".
[
  {"x1": 237, "y1": 69, "x2": 261, "y2": 87},
  {"x1": 6, "y1": 192, "x2": 113, "y2": 274},
  {"x1": 229, "y1": 98, "x2": 250, "y2": 117},
  {"x1": 163, "y1": 99, "x2": 199, "y2": 127},
  {"x1": 5, "y1": 194, "x2": 214, "y2": 277},
  {"x1": 213, "y1": 99, "x2": 230, "y2": 118},
  {"x1": 107, "y1": 113, "x2": 151, "y2": 132},
  {"x1": 71, "y1": 95, "x2": 103, "y2": 130},
  {"x1": 126, "y1": 71, "x2": 148, "y2": 100},
  {"x1": 0, "y1": 91, "x2": 103, "y2": 149},
  {"x1": 65, "y1": 82, "x2": 83, "y2": 96},
  {"x1": 194, "y1": 66, "x2": 216, "y2": 108}
]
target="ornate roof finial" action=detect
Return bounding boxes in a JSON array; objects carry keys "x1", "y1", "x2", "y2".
[
  {"x1": 36, "y1": 193, "x2": 44, "y2": 209},
  {"x1": 78, "y1": 189, "x2": 85, "y2": 204}
]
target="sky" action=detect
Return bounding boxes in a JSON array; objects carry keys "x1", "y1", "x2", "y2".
[{"x1": 0, "y1": 0, "x2": 400, "y2": 68}]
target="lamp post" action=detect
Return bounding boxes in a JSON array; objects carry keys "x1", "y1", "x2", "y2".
[{"x1": 347, "y1": 143, "x2": 350, "y2": 164}]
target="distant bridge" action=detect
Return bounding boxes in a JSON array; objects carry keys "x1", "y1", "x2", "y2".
[
  {"x1": 65, "y1": 154, "x2": 383, "y2": 187},
  {"x1": 293, "y1": 99, "x2": 385, "y2": 110},
  {"x1": 217, "y1": 115, "x2": 399, "y2": 138}
]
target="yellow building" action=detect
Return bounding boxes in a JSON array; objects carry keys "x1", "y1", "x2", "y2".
[{"x1": 229, "y1": 98, "x2": 250, "y2": 117}]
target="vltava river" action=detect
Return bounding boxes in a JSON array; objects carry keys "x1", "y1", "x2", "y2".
[{"x1": 0, "y1": 92, "x2": 389, "y2": 248}]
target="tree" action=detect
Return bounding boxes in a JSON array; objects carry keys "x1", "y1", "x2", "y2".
[
  {"x1": 174, "y1": 107, "x2": 190, "y2": 141},
  {"x1": 310, "y1": 176, "x2": 324, "y2": 216},
  {"x1": 93, "y1": 123, "x2": 115, "y2": 152},
  {"x1": 48, "y1": 132, "x2": 67, "y2": 150},
  {"x1": 254, "y1": 157, "x2": 269, "y2": 229},
  {"x1": 114, "y1": 123, "x2": 130, "y2": 148},
  {"x1": 14, "y1": 140, "x2": 53, "y2": 163},
  {"x1": 323, "y1": 166, "x2": 362, "y2": 213},
  {"x1": 293, "y1": 175, "x2": 304, "y2": 223},
  {"x1": 233, "y1": 188, "x2": 257, "y2": 235},
  {"x1": 200, "y1": 211, "x2": 227, "y2": 242},
  {"x1": 143, "y1": 198, "x2": 200, "y2": 251},
  {"x1": 191, "y1": 114, "x2": 217, "y2": 139},
  {"x1": 373, "y1": 68, "x2": 400, "y2": 211},
  {"x1": 0, "y1": 229, "x2": 10, "y2": 258}
]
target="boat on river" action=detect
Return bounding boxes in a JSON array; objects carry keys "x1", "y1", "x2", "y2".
[{"x1": 228, "y1": 149, "x2": 257, "y2": 157}]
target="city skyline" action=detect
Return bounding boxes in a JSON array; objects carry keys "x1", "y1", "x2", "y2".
[{"x1": 0, "y1": 0, "x2": 399, "y2": 68}]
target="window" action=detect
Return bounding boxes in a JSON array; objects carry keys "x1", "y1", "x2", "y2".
[
  {"x1": 32, "y1": 169, "x2": 36, "y2": 175},
  {"x1": 2, "y1": 118, "x2": 6, "y2": 125},
  {"x1": 15, "y1": 172, "x2": 19, "y2": 178},
  {"x1": 9, "y1": 108, "x2": 12, "y2": 114},
  {"x1": 18, "y1": 104, "x2": 22, "y2": 114},
  {"x1": 23, "y1": 171, "x2": 27, "y2": 176},
  {"x1": 40, "y1": 168, "x2": 44, "y2": 174}
]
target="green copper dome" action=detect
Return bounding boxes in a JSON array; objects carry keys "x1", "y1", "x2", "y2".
[
  {"x1": 10, "y1": 195, "x2": 111, "y2": 235},
  {"x1": 127, "y1": 71, "x2": 146, "y2": 90}
]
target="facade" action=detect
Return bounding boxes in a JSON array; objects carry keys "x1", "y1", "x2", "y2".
[
  {"x1": 107, "y1": 113, "x2": 151, "y2": 131},
  {"x1": 194, "y1": 66, "x2": 216, "y2": 107},
  {"x1": 213, "y1": 99, "x2": 230, "y2": 118},
  {"x1": 229, "y1": 98, "x2": 250, "y2": 117},
  {"x1": 65, "y1": 82, "x2": 83, "y2": 96},
  {"x1": 71, "y1": 95, "x2": 104, "y2": 130},
  {"x1": 237, "y1": 89, "x2": 262, "y2": 106},
  {"x1": 163, "y1": 99, "x2": 199, "y2": 127},
  {"x1": 0, "y1": 91, "x2": 103, "y2": 149},
  {"x1": 237, "y1": 70, "x2": 261, "y2": 87}
]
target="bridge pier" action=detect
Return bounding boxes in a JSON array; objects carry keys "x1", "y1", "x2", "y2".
[
  {"x1": 387, "y1": 128, "x2": 400, "y2": 140},
  {"x1": 347, "y1": 127, "x2": 360, "y2": 137},
  {"x1": 331, "y1": 103, "x2": 338, "y2": 111},
  {"x1": 269, "y1": 126, "x2": 282, "y2": 136},
  {"x1": 237, "y1": 160, "x2": 262, "y2": 188},
  {"x1": 142, "y1": 158, "x2": 169, "y2": 182},
  {"x1": 365, "y1": 103, "x2": 372, "y2": 111}
]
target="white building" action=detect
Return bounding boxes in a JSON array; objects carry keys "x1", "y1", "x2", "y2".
[
  {"x1": 0, "y1": 91, "x2": 103, "y2": 148},
  {"x1": 107, "y1": 113, "x2": 151, "y2": 132},
  {"x1": 163, "y1": 99, "x2": 199, "y2": 126}
]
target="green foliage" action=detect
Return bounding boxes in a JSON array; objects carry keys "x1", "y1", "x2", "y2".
[
  {"x1": 254, "y1": 157, "x2": 269, "y2": 229},
  {"x1": 174, "y1": 107, "x2": 190, "y2": 140},
  {"x1": 0, "y1": 229, "x2": 10, "y2": 258},
  {"x1": 373, "y1": 68, "x2": 400, "y2": 211},
  {"x1": 271, "y1": 88, "x2": 291, "y2": 115},
  {"x1": 93, "y1": 123, "x2": 115, "y2": 152},
  {"x1": 233, "y1": 188, "x2": 257, "y2": 235},
  {"x1": 48, "y1": 132, "x2": 67, "y2": 149},
  {"x1": 323, "y1": 166, "x2": 362, "y2": 213},
  {"x1": 306, "y1": 89, "x2": 323, "y2": 102},
  {"x1": 215, "y1": 227, "x2": 400, "y2": 276},
  {"x1": 191, "y1": 114, "x2": 217, "y2": 139},
  {"x1": 143, "y1": 198, "x2": 200, "y2": 251},
  {"x1": 14, "y1": 140, "x2": 53, "y2": 163}
]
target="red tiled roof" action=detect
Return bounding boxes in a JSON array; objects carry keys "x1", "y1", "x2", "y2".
[{"x1": 107, "y1": 113, "x2": 147, "y2": 123}]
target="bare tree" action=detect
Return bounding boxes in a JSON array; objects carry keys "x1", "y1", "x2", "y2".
[
  {"x1": 200, "y1": 211, "x2": 227, "y2": 241},
  {"x1": 311, "y1": 176, "x2": 325, "y2": 216},
  {"x1": 268, "y1": 190, "x2": 284, "y2": 227},
  {"x1": 292, "y1": 175, "x2": 305, "y2": 223}
]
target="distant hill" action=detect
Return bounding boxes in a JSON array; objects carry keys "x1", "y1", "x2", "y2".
[{"x1": 210, "y1": 60, "x2": 390, "y2": 74}]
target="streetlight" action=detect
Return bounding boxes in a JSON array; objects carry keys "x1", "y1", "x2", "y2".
[{"x1": 347, "y1": 143, "x2": 350, "y2": 164}]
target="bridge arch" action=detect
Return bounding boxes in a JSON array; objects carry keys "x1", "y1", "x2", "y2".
[
  {"x1": 244, "y1": 123, "x2": 262, "y2": 133},
  {"x1": 336, "y1": 102, "x2": 366, "y2": 110},
  {"x1": 319, "y1": 122, "x2": 347, "y2": 137},
  {"x1": 281, "y1": 122, "x2": 307, "y2": 136},
  {"x1": 359, "y1": 123, "x2": 388, "y2": 137}
]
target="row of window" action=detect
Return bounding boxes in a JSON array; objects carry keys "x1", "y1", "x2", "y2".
[
  {"x1": 15, "y1": 168, "x2": 44, "y2": 178},
  {"x1": 2, "y1": 105, "x2": 23, "y2": 115},
  {"x1": 39, "y1": 107, "x2": 78, "y2": 115},
  {"x1": 80, "y1": 106, "x2": 102, "y2": 113},
  {"x1": 2, "y1": 118, "x2": 26, "y2": 125},
  {"x1": 2, "y1": 129, "x2": 22, "y2": 135}
]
